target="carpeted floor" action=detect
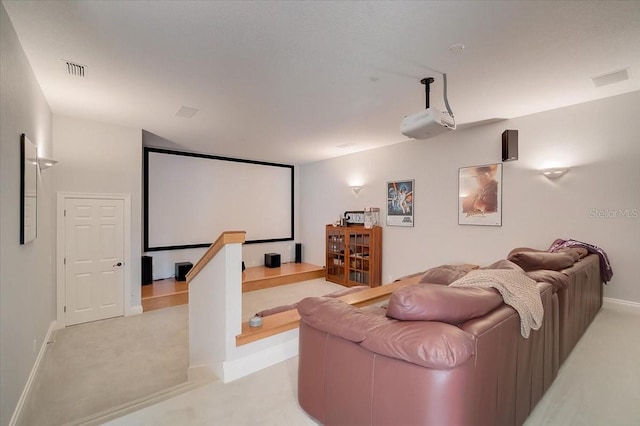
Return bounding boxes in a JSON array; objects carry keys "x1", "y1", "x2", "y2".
[
  {"x1": 17, "y1": 304, "x2": 189, "y2": 426},
  {"x1": 17, "y1": 278, "x2": 340, "y2": 426}
]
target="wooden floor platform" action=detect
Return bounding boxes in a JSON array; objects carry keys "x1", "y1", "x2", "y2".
[{"x1": 141, "y1": 262, "x2": 325, "y2": 312}]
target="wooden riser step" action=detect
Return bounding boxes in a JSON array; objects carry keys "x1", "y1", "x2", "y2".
[
  {"x1": 242, "y1": 262, "x2": 325, "y2": 292},
  {"x1": 141, "y1": 263, "x2": 325, "y2": 312}
]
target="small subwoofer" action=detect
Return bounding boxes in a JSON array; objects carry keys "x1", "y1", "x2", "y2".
[
  {"x1": 264, "y1": 253, "x2": 281, "y2": 268},
  {"x1": 295, "y1": 243, "x2": 302, "y2": 263},
  {"x1": 502, "y1": 129, "x2": 518, "y2": 162},
  {"x1": 175, "y1": 262, "x2": 193, "y2": 281}
]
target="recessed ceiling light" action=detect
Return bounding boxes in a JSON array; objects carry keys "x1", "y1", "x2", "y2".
[
  {"x1": 175, "y1": 106, "x2": 199, "y2": 118},
  {"x1": 448, "y1": 43, "x2": 465, "y2": 53},
  {"x1": 591, "y1": 68, "x2": 630, "y2": 87}
]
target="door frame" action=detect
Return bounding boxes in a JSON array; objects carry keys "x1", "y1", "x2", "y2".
[{"x1": 56, "y1": 192, "x2": 132, "y2": 328}]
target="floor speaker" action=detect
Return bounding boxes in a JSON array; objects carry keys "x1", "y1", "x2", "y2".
[
  {"x1": 502, "y1": 129, "x2": 518, "y2": 162},
  {"x1": 142, "y1": 256, "x2": 152, "y2": 285},
  {"x1": 295, "y1": 243, "x2": 302, "y2": 263}
]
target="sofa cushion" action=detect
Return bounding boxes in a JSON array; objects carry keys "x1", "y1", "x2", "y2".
[
  {"x1": 558, "y1": 247, "x2": 589, "y2": 261},
  {"x1": 484, "y1": 259, "x2": 525, "y2": 272},
  {"x1": 507, "y1": 251, "x2": 575, "y2": 271},
  {"x1": 359, "y1": 320, "x2": 474, "y2": 369},
  {"x1": 525, "y1": 269, "x2": 569, "y2": 292},
  {"x1": 419, "y1": 264, "x2": 475, "y2": 285},
  {"x1": 297, "y1": 297, "x2": 389, "y2": 343},
  {"x1": 507, "y1": 247, "x2": 545, "y2": 258},
  {"x1": 386, "y1": 284, "x2": 503, "y2": 324}
]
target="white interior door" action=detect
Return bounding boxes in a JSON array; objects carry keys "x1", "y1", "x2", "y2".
[{"x1": 64, "y1": 197, "x2": 125, "y2": 325}]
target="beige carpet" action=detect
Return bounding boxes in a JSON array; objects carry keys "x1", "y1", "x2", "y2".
[
  {"x1": 17, "y1": 304, "x2": 189, "y2": 426},
  {"x1": 17, "y1": 278, "x2": 341, "y2": 426}
]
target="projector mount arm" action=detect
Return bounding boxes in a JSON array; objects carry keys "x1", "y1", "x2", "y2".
[
  {"x1": 421, "y1": 74, "x2": 456, "y2": 127},
  {"x1": 421, "y1": 77, "x2": 435, "y2": 109}
]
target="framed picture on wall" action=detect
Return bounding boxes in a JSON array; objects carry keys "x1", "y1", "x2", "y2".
[
  {"x1": 458, "y1": 163, "x2": 502, "y2": 226},
  {"x1": 387, "y1": 180, "x2": 414, "y2": 227}
]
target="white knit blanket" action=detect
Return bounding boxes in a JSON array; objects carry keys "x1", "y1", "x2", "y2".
[{"x1": 450, "y1": 269, "x2": 543, "y2": 338}]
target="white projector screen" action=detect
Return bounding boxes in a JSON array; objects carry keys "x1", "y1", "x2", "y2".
[{"x1": 144, "y1": 148, "x2": 294, "y2": 251}]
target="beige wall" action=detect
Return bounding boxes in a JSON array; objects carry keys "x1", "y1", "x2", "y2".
[
  {"x1": 53, "y1": 115, "x2": 143, "y2": 310},
  {"x1": 299, "y1": 91, "x2": 640, "y2": 303},
  {"x1": 0, "y1": 4, "x2": 54, "y2": 425}
]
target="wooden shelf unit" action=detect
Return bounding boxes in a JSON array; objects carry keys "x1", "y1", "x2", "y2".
[{"x1": 326, "y1": 225, "x2": 382, "y2": 287}]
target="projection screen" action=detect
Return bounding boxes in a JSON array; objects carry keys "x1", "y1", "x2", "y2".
[{"x1": 144, "y1": 148, "x2": 294, "y2": 251}]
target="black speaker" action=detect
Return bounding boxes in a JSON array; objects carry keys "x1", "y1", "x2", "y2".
[
  {"x1": 175, "y1": 262, "x2": 193, "y2": 281},
  {"x1": 264, "y1": 253, "x2": 281, "y2": 268},
  {"x1": 502, "y1": 129, "x2": 518, "y2": 162},
  {"x1": 142, "y1": 256, "x2": 152, "y2": 285},
  {"x1": 295, "y1": 243, "x2": 302, "y2": 263}
]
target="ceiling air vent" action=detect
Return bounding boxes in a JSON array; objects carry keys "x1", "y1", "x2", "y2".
[
  {"x1": 65, "y1": 61, "x2": 86, "y2": 77},
  {"x1": 175, "y1": 106, "x2": 199, "y2": 118},
  {"x1": 591, "y1": 68, "x2": 629, "y2": 87}
]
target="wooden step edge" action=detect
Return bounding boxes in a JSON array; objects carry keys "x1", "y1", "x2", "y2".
[{"x1": 141, "y1": 290, "x2": 189, "y2": 301}]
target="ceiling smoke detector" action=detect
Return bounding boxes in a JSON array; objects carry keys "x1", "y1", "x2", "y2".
[{"x1": 64, "y1": 60, "x2": 86, "y2": 77}]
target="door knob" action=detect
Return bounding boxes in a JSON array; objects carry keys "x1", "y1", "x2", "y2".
[{"x1": 113, "y1": 262, "x2": 122, "y2": 267}]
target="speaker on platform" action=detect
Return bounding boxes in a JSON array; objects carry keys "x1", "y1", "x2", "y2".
[
  {"x1": 175, "y1": 262, "x2": 193, "y2": 281},
  {"x1": 502, "y1": 129, "x2": 518, "y2": 162},
  {"x1": 142, "y1": 256, "x2": 152, "y2": 285},
  {"x1": 264, "y1": 253, "x2": 281, "y2": 268},
  {"x1": 295, "y1": 243, "x2": 302, "y2": 263}
]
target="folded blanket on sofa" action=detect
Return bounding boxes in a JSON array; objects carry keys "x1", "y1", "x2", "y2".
[
  {"x1": 450, "y1": 269, "x2": 543, "y2": 338},
  {"x1": 548, "y1": 238, "x2": 613, "y2": 282}
]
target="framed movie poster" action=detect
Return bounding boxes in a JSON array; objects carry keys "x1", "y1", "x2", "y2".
[
  {"x1": 387, "y1": 180, "x2": 414, "y2": 227},
  {"x1": 458, "y1": 163, "x2": 502, "y2": 226}
]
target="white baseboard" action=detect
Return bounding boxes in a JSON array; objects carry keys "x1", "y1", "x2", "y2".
[
  {"x1": 221, "y1": 336, "x2": 299, "y2": 383},
  {"x1": 128, "y1": 304, "x2": 143, "y2": 316},
  {"x1": 9, "y1": 320, "x2": 57, "y2": 426},
  {"x1": 603, "y1": 297, "x2": 640, "y2": 313}
]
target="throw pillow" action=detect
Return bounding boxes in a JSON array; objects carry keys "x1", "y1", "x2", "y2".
[
  {"x1": 507, "y1": 251, "x2": 575, "y2": 272},
  {"x1": 386, "y1": 284, "x2": 503, "y2": 324}
]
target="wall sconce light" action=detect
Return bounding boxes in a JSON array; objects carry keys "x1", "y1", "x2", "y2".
[
  {"x1": 350, "y1": 185, "x2": 362, "y2": 195},
  {"x1": 540, "y1": 167, "x2": 569, "y2": 179},
  {"x1": 37, "y1": 157, "x2": 58, "y2": 170}
]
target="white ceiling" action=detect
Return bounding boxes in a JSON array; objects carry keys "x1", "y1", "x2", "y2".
[{"x1": 4, "y1": 1, "x2": 640, "y2": 165}]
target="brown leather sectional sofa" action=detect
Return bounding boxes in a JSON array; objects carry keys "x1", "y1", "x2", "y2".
[{"x1": 297, "y1": 254, "x2": 603, "y2": 426}]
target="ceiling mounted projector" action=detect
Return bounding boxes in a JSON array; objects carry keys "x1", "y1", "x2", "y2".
[{"x1": 401, "y1": 76, "x2": 456, "y2": 140}]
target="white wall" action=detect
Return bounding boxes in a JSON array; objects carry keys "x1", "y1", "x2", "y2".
[
  {"x1": 53, "y1": 115, "x2": 143, "y2": 310},
  {"x1": 0, "y1": 4, "x2": 55, "y2": 425},
  {"x1": 299, "y1": 91, "x2": 640, "y2": 304}
]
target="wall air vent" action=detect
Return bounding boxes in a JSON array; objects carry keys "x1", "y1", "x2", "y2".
[{"x1": 65, "y1": 61, "x2": 86, "y2": 77}]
